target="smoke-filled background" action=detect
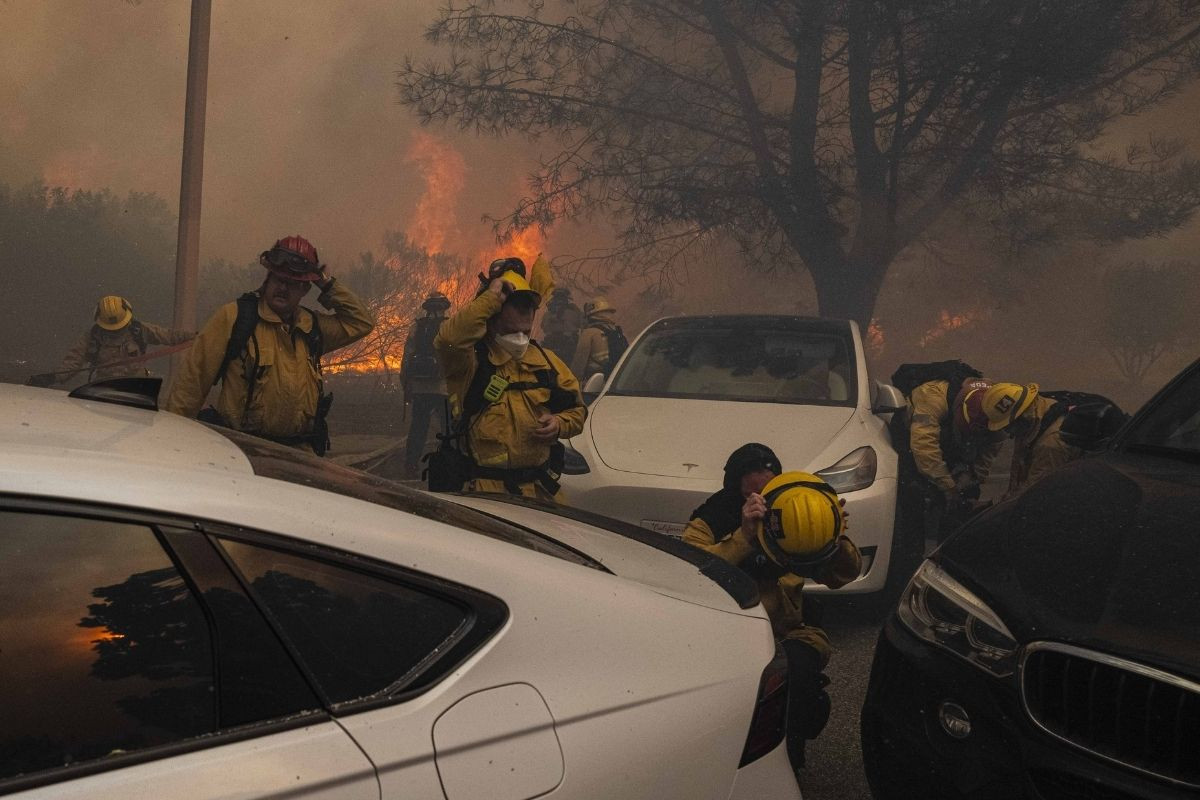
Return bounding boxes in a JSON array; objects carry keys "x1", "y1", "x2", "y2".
[{"x1": 4, "y1": 0, "x2": 1200, "y2": 409}]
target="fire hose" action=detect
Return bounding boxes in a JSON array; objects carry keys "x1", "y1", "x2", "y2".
[{"x1": 26, "y1": 339, "x2": 195, "y2": 387}]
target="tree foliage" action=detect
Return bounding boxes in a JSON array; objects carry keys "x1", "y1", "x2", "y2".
[
  {"x1": 1098, "y1": 260, "x2": 1198, "y2": 386},
  {"x1": 0, "y1": 181, "x2": 176, "y2": 373},
  {"x1": 401, "y1": 0, "x2": 1200, "y2": 325}
]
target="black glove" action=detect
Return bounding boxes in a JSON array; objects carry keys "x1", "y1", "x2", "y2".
[{"x1": 952, "y1": 469, "x2": 981, "y2": 500}]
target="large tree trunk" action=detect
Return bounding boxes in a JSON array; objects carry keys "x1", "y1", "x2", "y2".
[{"x1": 807, "y1": 257, "x2": 888, "y2": 333}]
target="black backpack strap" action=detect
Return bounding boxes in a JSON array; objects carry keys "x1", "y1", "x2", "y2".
[
  {"x1": 129, "y1": 320, "x2": 147, "y2": 354},
  {"x1": 460, "y1": 339, "x2": 499, "y2": 425},
  {"x1": 214, "y1": 293, "x2": 262, "y2": 386},
  {"x1": 304, "y1": 307, "x2": 324, "y2": 366},
  {"x1": 84, "y1": 325, "x2": 105, "y2": 365},
  {"x1": 459, "y1": 340, "x2": 580, "y2": 429}
]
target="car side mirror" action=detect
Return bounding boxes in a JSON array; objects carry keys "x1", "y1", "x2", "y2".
[
  {"x1": 872, "y1": 383, "x2": 906, "y2": 415},
  {"x1": 583, "y1": 373, "x2": 606, "y2": 395}
]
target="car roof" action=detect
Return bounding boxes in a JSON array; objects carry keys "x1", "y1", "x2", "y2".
[
  {"x1": 645, "y1": 314, "x2": 855, "y2": 336},
  {"x1": 0, "y1": 383, "x2": 253, "y2": 475}
]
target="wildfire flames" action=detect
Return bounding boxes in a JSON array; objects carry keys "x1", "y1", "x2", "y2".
[
  {"x1": 324, "y1": 134, "x2": 550, "y2": 376},
  {"x1": 919, "y1": 309, "x2": 983, "y2": 348},
  {"x1": 866, "y1": 318, "x2": 885, "y2": 358}
]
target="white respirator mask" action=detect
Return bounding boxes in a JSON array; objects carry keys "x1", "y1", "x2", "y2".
[{"x1": 494, "y1": 331, "x2": 531, "y2": 359}]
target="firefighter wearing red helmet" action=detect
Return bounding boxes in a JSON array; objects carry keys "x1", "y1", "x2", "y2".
[{"x1": 166, "y1": 235, "x2": 375, "y2": 454}]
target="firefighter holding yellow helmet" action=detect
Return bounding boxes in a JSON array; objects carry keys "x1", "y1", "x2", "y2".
[{"x1": 683, "y1": 443, "x2": 861, "y2": 773}]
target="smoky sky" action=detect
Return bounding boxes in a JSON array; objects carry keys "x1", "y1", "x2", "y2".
[
  {"x1": 4, "y1": 2, "x2": 1200, "y2": 282},
  {"x1": 0, "y1": 0, "x2": 553, "y2": 267}
]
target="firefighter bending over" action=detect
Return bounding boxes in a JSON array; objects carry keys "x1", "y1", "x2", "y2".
[{"x1": 166, "y1": 235, "x2": 374, "y2": 455}]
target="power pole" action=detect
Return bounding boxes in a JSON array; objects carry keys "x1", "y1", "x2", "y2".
[{"x1": 172, "y1": 0, "x2": 212, "y2": 338}]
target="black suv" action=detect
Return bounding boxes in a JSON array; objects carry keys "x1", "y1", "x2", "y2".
[{"x1": 861, "y1": 359, "x2": 1200, "y2": 800}]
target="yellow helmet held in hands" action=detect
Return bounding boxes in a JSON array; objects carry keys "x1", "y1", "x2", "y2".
[
  {"x1": 94, "y1": 295, "x2": 133, "y2": 331},
  {"x1": 757, "y1": 471, "x2": 845, "y2": 573},
  {"x1": 982, "y1": 382, "x2": 1039, "y2": 431}
]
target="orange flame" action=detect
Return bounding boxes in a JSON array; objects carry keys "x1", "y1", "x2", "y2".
[
  {"x1": 404, "y1": 131, "x2": 466, "y2": 254},
  {"x1": 919, "y1": 309, "x2": 983, "y2": 348},
  {"x1": 866, "y1": 318, "x2": 885, "y2": 358},
  {"x1": 325, "y1": 135, "x2": 553, "y2": 375},
  {"x1": 478, "y1": 226, "x2": 545, "y2": 270}
]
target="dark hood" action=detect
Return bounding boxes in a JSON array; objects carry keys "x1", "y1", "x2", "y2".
[{"x1": 938, "y1": 452, "x2": 1200, "y2": 681}]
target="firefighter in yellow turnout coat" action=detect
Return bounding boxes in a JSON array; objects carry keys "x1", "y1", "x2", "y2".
[
  {"x1": 166, "y1": 236, "x2": 374, "y2": 453},
  {"x1": 434, "y1": 266, "x2": 586, "y2": 500},
  {"x1": 58, "y1": 296, "x2": 193, "y2": 383},
  {"x1": 683, "y1": 445, "x2": 860, "y2": 771},
  {"x1": 978, "y1": 382, "x2": 1085, "y2": 499}
]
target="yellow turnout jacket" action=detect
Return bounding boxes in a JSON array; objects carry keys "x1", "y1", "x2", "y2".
[
  {"x1": 683, "y1": 501, "x2": 861, "y2": 667},
  {"x1": 1007, "y1": 395, "x2": 1083, "y2": 498},
  {"x1": 907, "y1": 379, "x2": 1003, "y2": 493},
  {"x1": 60, "y1": 321, "x2": 193, "y2": 383},
  {"x1": 434, "y1": 291, "x2": 586, "y2": 498},
  {"x1": 166, "y1": 280, "x2": 374, "y2": 440}
]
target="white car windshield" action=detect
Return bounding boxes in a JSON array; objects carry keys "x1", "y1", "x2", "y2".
[{"x1": 607, "y1": 318, "x2": 857, "y2": 407}]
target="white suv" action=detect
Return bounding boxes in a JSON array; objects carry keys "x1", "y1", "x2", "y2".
[{"x1": 562, "y1": 314, "x2": 905, "y2": 594}]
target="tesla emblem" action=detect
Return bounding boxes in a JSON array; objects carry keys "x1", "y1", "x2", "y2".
[{"x1": 682, "y1": 463, "x2": 699, "y2": 473}]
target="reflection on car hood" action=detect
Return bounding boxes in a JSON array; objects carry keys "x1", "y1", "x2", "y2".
[
  {"x1": 940, "y1": 453, "x2": 1200, "y2": 680},
  {"x1": 589, "y1": 395, "x2": 856, "y2": 479}
]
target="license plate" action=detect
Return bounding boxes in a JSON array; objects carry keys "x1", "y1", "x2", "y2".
[{"x1": 641, "y1": 520, "x2": 686, "y2": 538}]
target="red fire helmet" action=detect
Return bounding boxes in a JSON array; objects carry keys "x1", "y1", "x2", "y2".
[
  {"x1": 953, "y1": 379, "x2": 994, "y2": 435},
  {"x1": 260, "y1": 235, "x2": 324, "y2": 282}
]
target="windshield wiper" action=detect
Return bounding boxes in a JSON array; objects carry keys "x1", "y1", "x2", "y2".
[{"x1": 1122, "y1": 442, "x2": 1200, "y2": 463}]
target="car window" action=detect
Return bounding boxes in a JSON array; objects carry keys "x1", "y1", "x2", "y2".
[
  {"x1": 609, "y1": 322, "x2": 856, "y2": 406},
  {"x1": 1124, "y1": 365, "x2": 1200, "y2": 455},
  {"x1": 160, "y1": 529, "x2": 324, "y2": 727},
  {"x1": 218, "y1": 538, "x2": 471, "y2": 707},
  {"x1": 0, "y1": 512, "x2": 215, "y2": 782}
]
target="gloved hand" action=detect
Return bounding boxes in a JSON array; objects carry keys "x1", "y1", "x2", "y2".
[{"x1": 953, "y1": 470, "x2": 981, "y2": 501}]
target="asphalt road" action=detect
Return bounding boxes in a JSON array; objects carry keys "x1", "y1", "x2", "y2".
[{"x1": 797, "y1": 596, "x2": 889, "y2": 800}]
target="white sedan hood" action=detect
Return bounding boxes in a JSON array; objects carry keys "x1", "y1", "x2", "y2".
[{"x1": 589, "y1": 395, "x2": 857, "y2": 479}]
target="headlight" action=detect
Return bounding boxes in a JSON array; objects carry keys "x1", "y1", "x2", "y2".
[
  {"x1": 562, "y1": 440, "x2": 590, "y2": 475},
  {"x1": 816, "y1": 446, "x2": 876, "y2": 492},
  {"x1": 896, "y1": 560, "x2": 1018, "y2": 678}
]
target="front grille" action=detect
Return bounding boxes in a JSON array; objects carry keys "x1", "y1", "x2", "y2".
[{"x1": 1021, "y1": 642, "x2": 1200, "y2": 788}]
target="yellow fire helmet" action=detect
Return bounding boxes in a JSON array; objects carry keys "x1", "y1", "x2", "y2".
[
  {"x1": 584, "y1": 297, "x2": 615, "y2": 317},
  {"x1": 982, "y1": 382, "x2": 1040, "y2": 431},
  {"x1": 94, "y1": 295, "x2": 133, "y2": 331},
  {"x1": 756, "y1": 471, "x2": 845, "y2": 573},
  {"x1": 496, "y1": 269, "x2": 541, "y2": 304}
]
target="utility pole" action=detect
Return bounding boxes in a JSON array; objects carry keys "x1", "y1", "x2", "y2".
[{"x1": 172, "y1": 0, "x2": 212, "y2": 338}]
